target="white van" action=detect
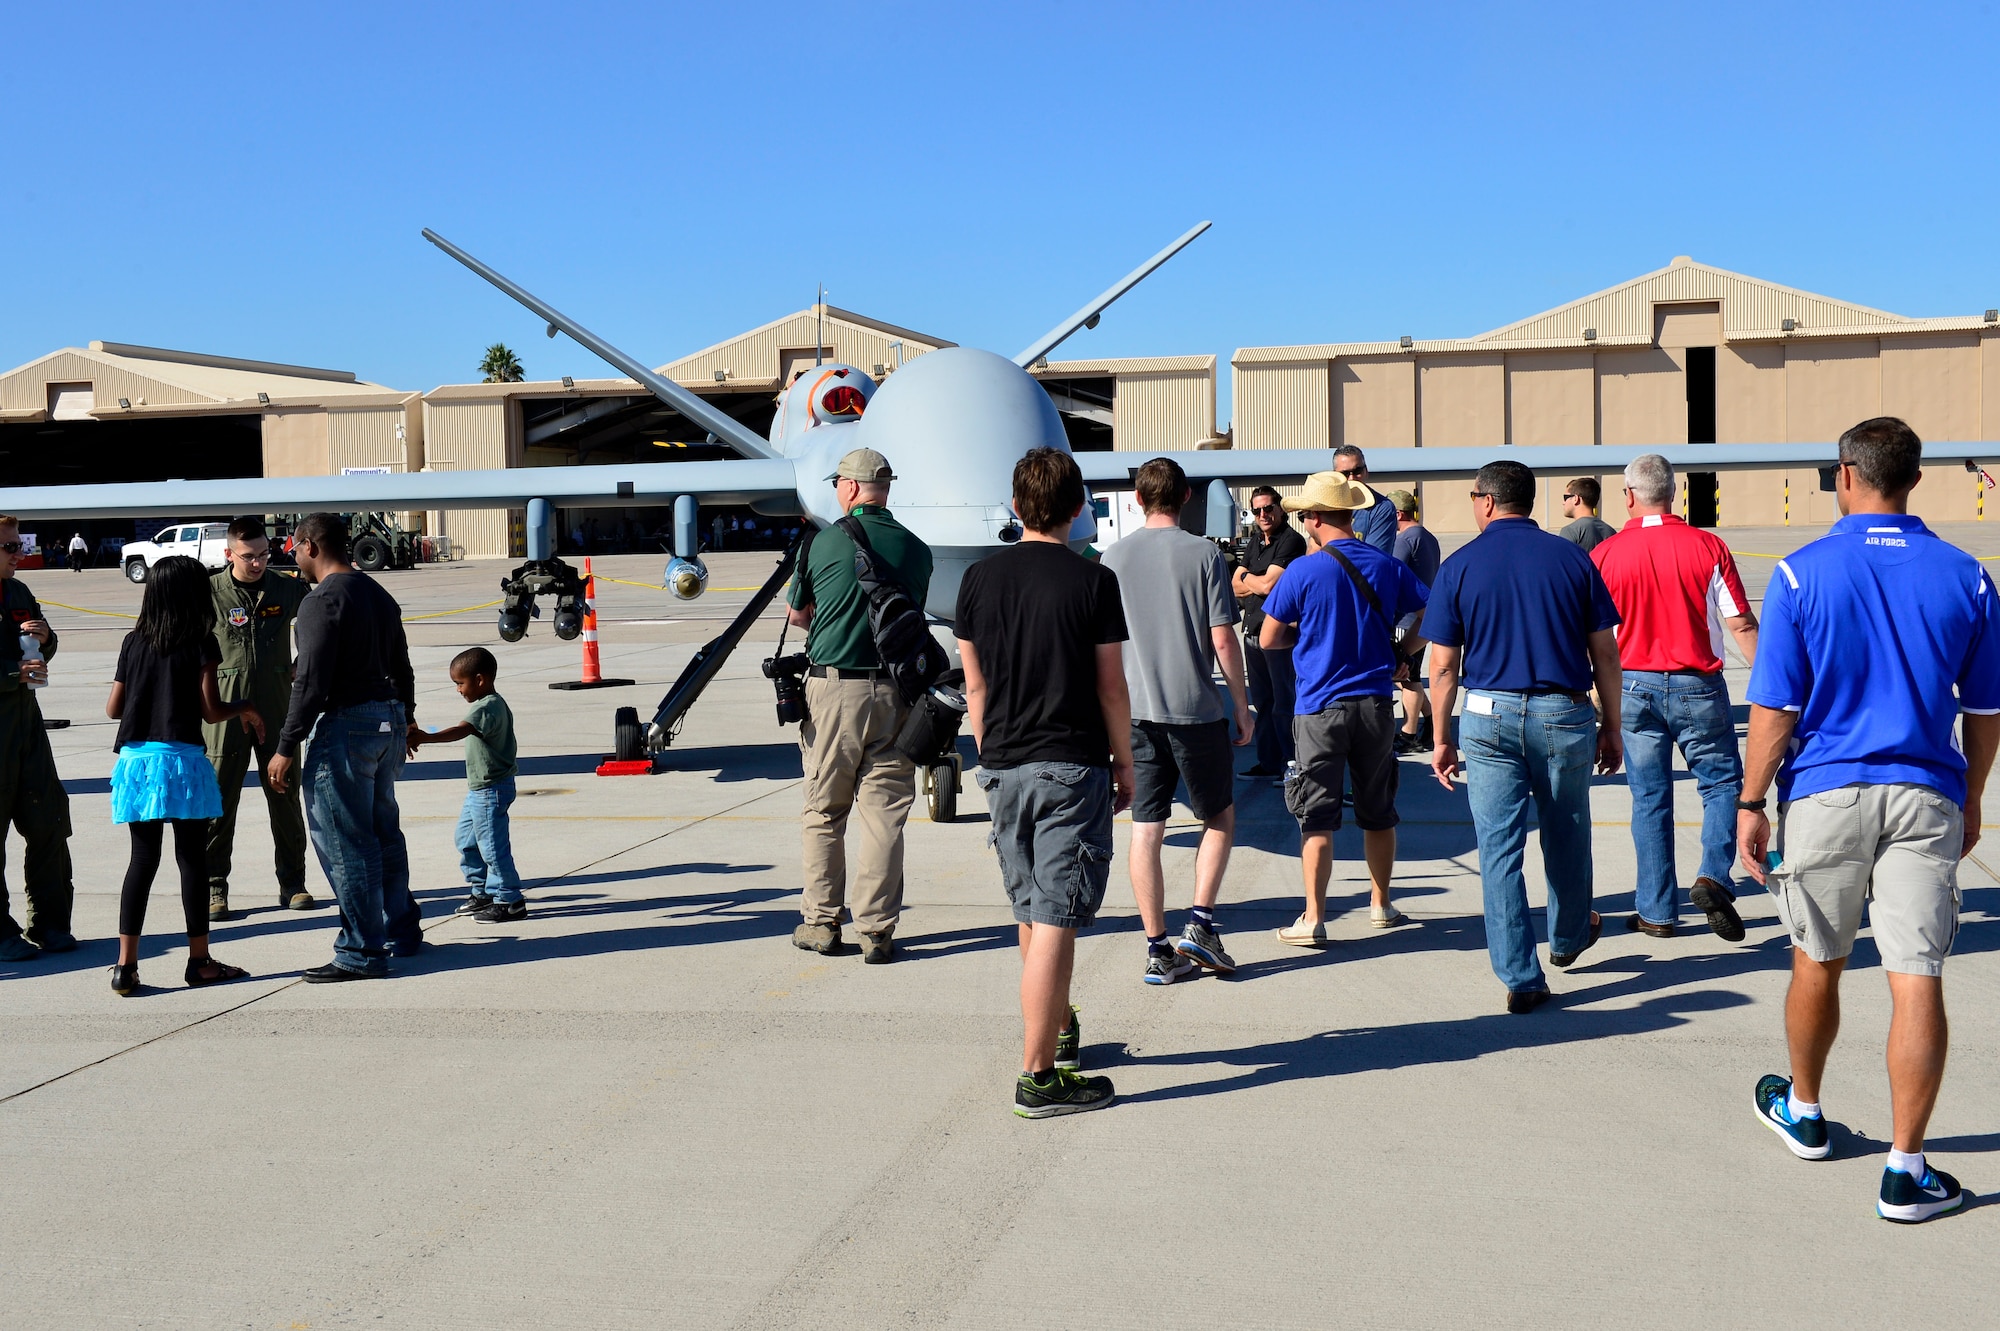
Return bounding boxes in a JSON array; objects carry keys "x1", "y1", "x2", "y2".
[{"x1": 121, "y1": 523, "x2": 230, "y2": 583}]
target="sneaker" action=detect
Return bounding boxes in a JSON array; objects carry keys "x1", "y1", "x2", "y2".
[
  {"x1": 1690, "y1": 876, "x2": 1746, "y2": 943},
  {"x1": 453, "y1": 894, "x2": 494, "y2": 916},
  {"x1": 1369, "y1": 904, "x2": 1408, "y2": 928},
  {"x1": 1014, "y1": 1068, "x2": 1116, "y2": 1119},
  {"x1": 285, "y1": 891, "x2": 317, "y2": 911},
  {"x1": 792, "y1": 921, "x2": 842, "y2": 955},
  {"x1": 1274, "y1": 915, "x2": 1327, "y2": 948},
  {"x1": 1878, "y1": 1163, "x2": 1966, "y2": 1224},
  {"x1": 474, "y1": 900, "x2": 528, "y2": 923},
  {"x1": 207, "y1": 894, "x2": 232, "y2": 923},
  {"x1": 1754, "y1": 1073, "x2": 1831, "y2": 1160},
  {"x1": 1055, "y1": 1006, "x2": 1082, "y2": 1071},
  {"x1": 1175, "y1": 922, "x2": 1236, "y2": 974},
  {"x1": 860, "y1": 931, "x2": 894, "y2": 965},
  {"x1": 24, "y1": 927, "x2": 77, "y2": 953},
  {"x1": 0, "y1": 934, "x2": 40, "y2": 963},
  {"x1": 1393, "y1": 730, "x2": 1428, "y2": 756},
  {"x1": 1144, "y1": 949, "x2": 1197, "y2": 985}
]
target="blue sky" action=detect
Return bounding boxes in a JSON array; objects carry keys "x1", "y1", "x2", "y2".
[{"x1": 6, "y1": 2, "x2": 1996, "y2": 426}]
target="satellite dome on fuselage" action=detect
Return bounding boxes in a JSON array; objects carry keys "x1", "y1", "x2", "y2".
[{"x1": 770, "y1": 362, "x2": 876, "y2": 452}]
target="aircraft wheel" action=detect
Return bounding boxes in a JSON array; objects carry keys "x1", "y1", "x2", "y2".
[
  {"x1": 613, "y1": 706, "x2": 645, "y2": 762},
  {"x1": 124, "y1": 559, "x2": 148, "y2": 584},
  {"x1": 927, "y1": 758, "x2": 959, "y2": 823}
]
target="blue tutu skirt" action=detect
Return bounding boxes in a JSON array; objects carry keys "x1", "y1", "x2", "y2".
[{"x1": 110, "y1": 742, "x2": 224, "y2": 824}]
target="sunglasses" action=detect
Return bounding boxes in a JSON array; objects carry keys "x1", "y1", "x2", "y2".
[
  {"x1": 1468, "y1": 490, "x2": 1492, "y2": 500},
  {"x1": 1251, "y1": 504, "x2": 1280, "y2": 516},
  {"x1": 1336, "y1": 469, "x2": 1361, "y2": 479},
  {"x1": 0, "y1": 542, "x2": 21, "y2": 555}
]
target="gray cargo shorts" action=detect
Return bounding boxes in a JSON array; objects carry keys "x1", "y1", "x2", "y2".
[
  {"x1": 1769, "y1": 781, "x2": 1963, "y2": 976},
  {"x1": 976, "y1": 761, "x2": 1114, "y2": 929}
]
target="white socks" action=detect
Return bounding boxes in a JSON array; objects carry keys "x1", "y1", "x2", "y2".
[
  {"x1": 1787, "y1": 1089, "x2": 1821, "y2": 1121},
  {"x1": 1887, "y1": 1148, "x2": 1927, "y2": 1179}
]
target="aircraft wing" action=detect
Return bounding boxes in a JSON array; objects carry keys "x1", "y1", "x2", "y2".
[
  {"x1": 1014, "y1": 222, "x2": 1211, "y2": 369},
  {"x1": 1072, "y1": 442, "x2": 2000, "y2": 488},
  {"x1": 0, "y1": 458, "x2": 801, "y2": 521}
]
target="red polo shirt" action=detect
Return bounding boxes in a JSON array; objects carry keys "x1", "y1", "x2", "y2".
[{"x1": 1591, "y1": 514, "x2": 1749, "y2": 673}]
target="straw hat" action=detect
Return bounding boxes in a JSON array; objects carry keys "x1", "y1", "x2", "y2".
[{"x1": 1280, "y1": 471, "x2": 1375, "y2": 514}]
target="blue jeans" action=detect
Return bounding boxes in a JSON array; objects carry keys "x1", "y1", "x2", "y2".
[
  {"x1": 1245, "y1": 638, "x2": 1296, "y2": 769},
  {"x1": 1461, "y1": 692, "x2": 1598, "y2": 993},
  {"x1": 1622, "y1": 670, "x2": 1743, "y2": 925},
  {"x1": 302, "y1": 701, "x2": 419, "y2": 976},
  {"x1": 456, "y1": 779, "x2": 523, "y2": 903}
]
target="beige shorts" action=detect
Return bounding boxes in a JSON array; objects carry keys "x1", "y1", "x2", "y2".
[{"x1": 1769, "y1": 782, "x2": 1963, "y2": 976}]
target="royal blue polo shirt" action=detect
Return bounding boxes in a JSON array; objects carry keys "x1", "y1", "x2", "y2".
[
  {"x1": 1747, "y1": 513, "x2": 2000, "y2": 804},
  {"x1": 1263, "y1": 540, "x2": 1429, "y2": 713},
  {"x1": 1424, "y1": 517, "x2": 1621, "y2": 692}
]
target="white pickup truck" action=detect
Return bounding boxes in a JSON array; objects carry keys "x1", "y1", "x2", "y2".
[{"x1": 121, "y1": 522, "x2": 231, "y2": 583}]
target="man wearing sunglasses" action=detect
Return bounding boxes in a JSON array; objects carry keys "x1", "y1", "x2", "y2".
[
  {"x1": 205, "y1": 517, "x2": 314, "y2": 920},
  {"x1": 1233, "y1": 486, "x2": 1307, "y2": 778},
  {"x1": 0, "y1": 514, "x2": 76, "y2": 962},
  {"x1": 1332, "y1": 446, "x2": 1401, "y2": 555}
]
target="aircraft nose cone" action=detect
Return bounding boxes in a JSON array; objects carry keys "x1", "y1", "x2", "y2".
[{"x1": 858, "y1": 347, "x2": 1069, "y2": 498}]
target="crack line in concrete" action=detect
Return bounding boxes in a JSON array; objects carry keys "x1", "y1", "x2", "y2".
[{"x1": 0, "y1": 778, "x2": 800, "y2": 1109}]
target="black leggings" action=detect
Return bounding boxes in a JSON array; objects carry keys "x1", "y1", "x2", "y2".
[{"x1": 120, "y1": 820, "x2": 209, "y2": 939}]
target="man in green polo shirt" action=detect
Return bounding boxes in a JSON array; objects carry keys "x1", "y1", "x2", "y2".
[{"x1": 784, "y1": 447, "x2": 933, "y2": 965}]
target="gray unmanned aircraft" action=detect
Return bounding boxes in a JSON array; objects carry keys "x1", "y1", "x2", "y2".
[{"x1": 5, "y1": 224, "x2": 1994, "y2": 796}]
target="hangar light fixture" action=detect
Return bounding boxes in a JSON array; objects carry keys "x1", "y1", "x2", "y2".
[
  {"x1": 1781, "y1": 318, "x2": 1798, "y2": 332},
  {"x1": 713, "y1": 369, "x2": 729, "y2": 382},
  {"x1": 561, "y1": 375, "x2": 574, "y2": 390},
  {"x1": 118, "y1": 397, "x2": 131, "y2": 409},
  {"x1": 1399, "y1": 335, "x2": 1413, "y2": 348},
  {"x1": 873, "y1": 363, "x2": 887, "y2": 376},
  {"x1": 257, "y1": 392, "x2": 270, "y2": 405},
  {"x1": 1583, "y1": 327, "x2": 1597, "y2": 343},
  {"x1": 1986, "y1": 309, "x2": 1998, "y2": 323}
]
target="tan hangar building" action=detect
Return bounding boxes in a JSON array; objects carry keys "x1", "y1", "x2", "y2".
[{"x1": 1232, "y1": 257, "x2": 2000, "y2": 533}]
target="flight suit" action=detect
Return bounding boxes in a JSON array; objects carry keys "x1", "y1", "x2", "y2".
[
  {"x1": 204, "y1": 565, "x2": 311, "y2": 912},
  {"x1": 0, "y1": 577, "x2": 74, "y2": 946}
]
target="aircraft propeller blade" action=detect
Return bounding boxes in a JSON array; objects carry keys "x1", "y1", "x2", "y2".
[
  {"x1": 1013, "y1": 221, "x2": 1211, "y2": 369},
  {"x1": 421, "y1": 228, "x2": 778, "y2": 460}
]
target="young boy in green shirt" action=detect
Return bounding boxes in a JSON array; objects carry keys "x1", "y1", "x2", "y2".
[{"x1": 409, "y1": 648, "x2": 523, "y2": 922}]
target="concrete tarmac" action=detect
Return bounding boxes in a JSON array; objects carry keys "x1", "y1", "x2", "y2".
[{"x1": 5, "y1": 526, "x2": 2000, "y2": 1329}]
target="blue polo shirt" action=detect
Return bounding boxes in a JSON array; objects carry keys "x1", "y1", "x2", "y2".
[
  {"x1": 1351, "y1": 489, "x2": 1399, "y2": 554},
  {"x1": 1424, "y1": 517, "x2": 1620, "y2": 692},
  {"x1": 1746, "y1": 513, "x2": 2000, "y2": 804},
  {"x1": 1262, "y1": 540, "x2": 1429, "y2": 713}
]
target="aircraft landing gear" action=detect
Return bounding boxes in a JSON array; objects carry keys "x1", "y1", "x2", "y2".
[
  {"x1": 498, "y1": 558, "x2": 587, "y2": 642},
  {"x1": 924, "y1": 755, "x2": 962, "y2": 823}
]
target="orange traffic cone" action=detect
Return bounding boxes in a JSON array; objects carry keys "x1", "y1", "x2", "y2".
[{"x1": 551, "y1": 556, "x2": 635, "y2": 692}]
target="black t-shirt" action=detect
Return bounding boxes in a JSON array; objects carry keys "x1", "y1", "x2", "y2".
[
  {"x1": 114, "y1": 631, "x2": 222, "y2": 750},
  {"x1": 1239, "y1": 526, "x2": 1309, "y2": 634},
  {"x1": 955, "y1": 542, "x2": 1129, "y2": 769}
]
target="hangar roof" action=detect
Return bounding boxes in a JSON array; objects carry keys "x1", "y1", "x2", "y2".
[
  {"x1": 1234, "y1": 257, "x2": 2000, "y2": 363},
  {"x1": 0, "y1": 341, "x2": 402, "y2": 422}
]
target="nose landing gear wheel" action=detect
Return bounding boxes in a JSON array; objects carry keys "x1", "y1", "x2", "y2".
[
  {"x1": 612, "y1": 707, "x2": 645, "y2": 762},
  {"x1": 925, "y1": 755, "x2": 962, "y2": 823}
]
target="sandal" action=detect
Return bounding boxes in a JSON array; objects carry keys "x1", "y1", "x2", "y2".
[
  {"x1": 1275, "y1": 915, "x2": 1328, "y2": 948},
  {"x1": 110, "y1": 963, "x2": 140, "y2": 996},
  {"x1": 185, "y1": 955, "x2": 250, "y2": 988}
]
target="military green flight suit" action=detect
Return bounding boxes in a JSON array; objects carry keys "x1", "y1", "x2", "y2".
[
  {"x1": 0, "y1": 577, "x2": 74, "y2": 946},
  {"x1": 204, "y1": 565, "x2": 311, "y2": 910}
]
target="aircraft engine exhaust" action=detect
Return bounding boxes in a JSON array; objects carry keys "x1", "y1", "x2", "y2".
[{"x1": 665, "y1": 555, "x2": 709, "y2": 601}]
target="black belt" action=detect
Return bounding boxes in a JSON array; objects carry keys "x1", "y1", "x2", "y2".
[{"x1": 808, "y1": 664, "x2": 884, "y2": 680}]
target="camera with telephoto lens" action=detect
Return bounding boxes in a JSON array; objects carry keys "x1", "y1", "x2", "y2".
[{"x1": 762, "y1": 652, "x2": 810, "y2": 725}]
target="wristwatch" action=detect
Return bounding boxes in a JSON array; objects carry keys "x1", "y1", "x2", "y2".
[{"x1": 1735, "y1": 796, "x2": 1768, "y2": 812}]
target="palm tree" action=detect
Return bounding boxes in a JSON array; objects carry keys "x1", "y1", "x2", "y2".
[{"x1": 480, "y1": 343, "x2": 524, "y2": 383}]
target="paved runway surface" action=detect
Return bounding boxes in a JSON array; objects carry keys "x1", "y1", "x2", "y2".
[{"x1": 6, "y1": 525, "x2": 2000, "y2": 1328}]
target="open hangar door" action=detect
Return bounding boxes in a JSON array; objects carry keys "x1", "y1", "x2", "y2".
[
  {"x1": 515, "y1": 387, "x2": 802, "y2": 556},
  {"x1": 0, "y1": 412, "x2": 262, "y2": 564}
]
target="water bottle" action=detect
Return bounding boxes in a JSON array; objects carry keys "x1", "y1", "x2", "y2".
[{"x1": 19, "y1": 633, "x2": 46, "y2": 688}]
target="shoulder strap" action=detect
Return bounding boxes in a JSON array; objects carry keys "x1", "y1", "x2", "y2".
[
  {"x1": 836, "y1": 515, "x2": 898, "y2": 591},
  {"x1": 1322, "y1": 542, "x2": 1394, "y2": 642}
]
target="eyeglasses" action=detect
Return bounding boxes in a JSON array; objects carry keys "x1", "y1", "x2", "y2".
[
  {"x1": 1468, "y1": 490, "x2": 1491, "y2": 500},
  {"x1": 1251, "y1": 504, "x2": 1279, "y2": 516},
  {"x1": 0, "y1": 542, "x2": 21, "y2": 555},
  {"x1": 236, "y1": 549, "x2": 272, "y2": 563}
]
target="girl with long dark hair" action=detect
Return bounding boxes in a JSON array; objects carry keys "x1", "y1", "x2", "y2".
[{"x1": 105, "y1": 555, "x2": 266, "y2": 994}]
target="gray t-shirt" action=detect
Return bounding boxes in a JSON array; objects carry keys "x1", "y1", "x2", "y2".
[
  {"x1": 1559, "y1": 514, "x2": 1618, "y2": 551},
  {"x1": 1099, "y1": 525, "x2": 1238, "y2": 725}
]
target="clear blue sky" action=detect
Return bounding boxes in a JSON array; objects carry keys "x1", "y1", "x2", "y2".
[{"x1": 7, "y1": 2, "x2": 1996, "y2": 426}]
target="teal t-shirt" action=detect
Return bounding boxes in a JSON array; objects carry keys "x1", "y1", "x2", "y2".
[{"x1": 463, "y1": 692, "x2": 518, "y2": 789}]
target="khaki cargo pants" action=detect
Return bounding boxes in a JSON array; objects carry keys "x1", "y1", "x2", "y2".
[{"x1": 799, "y1": 674, "x2": 915, "y2": 937}]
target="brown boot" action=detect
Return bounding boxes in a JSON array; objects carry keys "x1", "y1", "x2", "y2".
[
  {"x1": 792, "y1": 921, "x2": 842, "y2": 955},
  {"x1": 860, "y1": 931, "x2": 895, "y2": 965}
]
